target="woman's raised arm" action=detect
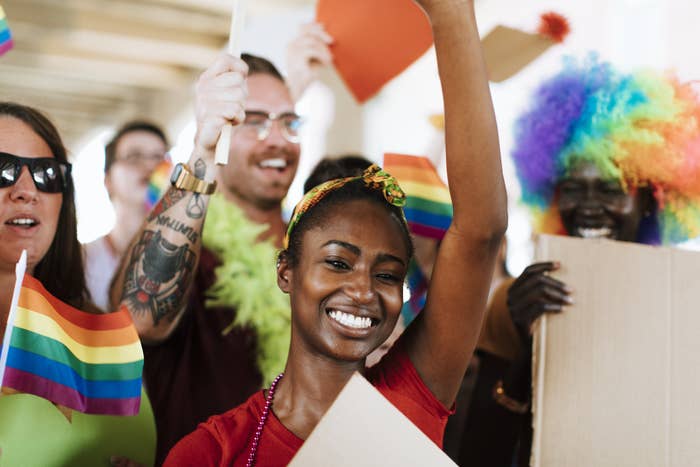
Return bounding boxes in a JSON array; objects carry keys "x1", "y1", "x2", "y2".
[{"x1": 405, "y1": 0, "x2": 508, "y2": 408}]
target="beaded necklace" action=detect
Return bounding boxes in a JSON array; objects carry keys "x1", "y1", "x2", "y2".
[{"x1": 246, "y1": 372, "x2": 285, "y2": 467}]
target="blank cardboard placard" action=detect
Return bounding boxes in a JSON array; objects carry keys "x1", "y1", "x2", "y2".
[
  {"x1": 532, "y1": 235, "x2": 700, "y2": 467},
  {"x1": 289, "y1": 373, "x2": 456, "y2": 466},
  {"x1": 316, "y1": 0, "x2": 433, "y2": 103},
  {"x1": 481, "y1": 25, "x2": 553, "y2": 82}
]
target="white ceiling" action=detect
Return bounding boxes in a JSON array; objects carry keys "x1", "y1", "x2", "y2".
[{"x1": 0, "y1": 0, "x2": 314, "y2": 149}]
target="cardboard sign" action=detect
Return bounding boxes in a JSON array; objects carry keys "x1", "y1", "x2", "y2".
[
  {"x1": 481, "y1": 25, "x2": 553, "y2": 83},
  {"x1": 532, "y1": 235, "x2": 700, "y2": 467},
  {"x1": 316, "y1": 0, "x2": 433, "y2": 103},
  {"x1": 289, "y1": 373, "x2": 456, "y2": 466}
]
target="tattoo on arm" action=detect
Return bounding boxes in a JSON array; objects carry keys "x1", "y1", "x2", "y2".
[
  {"x1": 186, "y1": 158, "x2": 208, "y2": 219},
  {"x1": 123, "y1": 158, "x2": 210, "y2": 325},
  {"x1": 147, "y1": 188, "x2": 187, "y2": 222},
  {"x1": 122, "y1": 230, "x2": 196, "y2": 326}
]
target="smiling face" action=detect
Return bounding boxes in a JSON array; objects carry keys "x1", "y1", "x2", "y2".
[
  {"x1": 106, "y1": 129, "x2": 167, "y2": 210},
  {"x1": 278, "y1": 199, "x2": 409, "y2": 363},
  {"x1": 0, "y1": 117, "x2": 62, "y2": 274},
  {"x1": 218, "y1": 73, "x2": 301, "y2": 210},
  {"x1": 557, "y1": 161, "x2": 648, "y2": 241}
]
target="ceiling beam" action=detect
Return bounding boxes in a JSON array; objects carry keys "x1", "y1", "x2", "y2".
[
  {"x1": 146, "y1": 0, "x2": 233, "y2": 15},
  {"x1": 1, "y1": 50, "x2": 196, "y2": 90},
  {"x1": 10, "y1": 20, "x2": 220, "y2": 69},
  {"x1": 0, "y1": 66, "x2": 141, "y2": 99},
  {"x1": 3, "y1": 0, "x2": 227, "y2": 49}
]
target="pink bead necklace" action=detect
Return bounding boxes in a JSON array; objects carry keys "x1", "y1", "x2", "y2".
[{"x1": 246, "y1": 372, "x2": 284, "y2": 467}]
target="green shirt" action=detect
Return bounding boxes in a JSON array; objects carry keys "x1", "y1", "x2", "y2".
[{"x1": 0, "y1": 387, "x2": 155, "y2": 466}]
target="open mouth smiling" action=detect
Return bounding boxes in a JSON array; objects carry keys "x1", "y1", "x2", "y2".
[
  {"x1": 258, "y1": 158, "x2": 288, "y2": 171},
  {"x1": 576, "y1": 226, "x2": 613, "y2": 239},
  {"x1": 325, "y1": 308, "x2": 379, "y2": 330},
  {"x1": 6, "y1": 216, "x2": 39, "y2": 229}
]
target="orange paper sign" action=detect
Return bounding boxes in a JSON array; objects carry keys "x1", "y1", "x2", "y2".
[{"x1": 316, "y1": 0, "x2": 434, "y2": 103}]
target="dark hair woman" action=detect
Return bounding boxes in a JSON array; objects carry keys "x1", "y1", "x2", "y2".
[
  {"x1": 164, "y1": 0, "x2": 507, "y2": 465},
  {"x1": 0, "y1": 102, "x2": 156, "y2": 466}
]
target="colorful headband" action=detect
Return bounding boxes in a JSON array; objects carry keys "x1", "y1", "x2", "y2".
[{"x1": 284, "y1": 164, "x2": 406, "y2": 249}]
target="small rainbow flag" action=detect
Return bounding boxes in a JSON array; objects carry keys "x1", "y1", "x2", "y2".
[
  {"x1": 146, "y1": 159, "x2": 173, "y2": 211},
  {"x1": 383, "y1": 153, "x2": 454, "y2": 324},
  {"x1": 0, "y1": 6, "x2": 14, "y2": 56},
  {"x1": 383, "y1": 153, "x2": 453, "y2": 240},
  {"x1": 0, "y1": 251, "x2": 143, "y2": 416}
]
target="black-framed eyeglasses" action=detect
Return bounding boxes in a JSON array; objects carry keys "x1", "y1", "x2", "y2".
[
  {"x1": 0, "y1": 152, "x2": 71, "y2": 193},
  {"x1": 242, "y1": 110, "x2": 304, "y2": 144}
]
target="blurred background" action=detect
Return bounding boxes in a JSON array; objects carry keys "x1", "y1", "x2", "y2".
[{"x1": 0, "y1": 0, "x2": 696, "y2": 273}]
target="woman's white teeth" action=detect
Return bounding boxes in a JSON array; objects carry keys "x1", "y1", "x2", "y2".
[
  {"x1": 9, "y1": 218, "x2": 36, "y2": 226},
  {"x1": 578, "y1": 227, "x2": 612, "y2": 238},
  {"x1": 259, "y1": 158, "x2": 287, "y2": 169},
  {"x1": 328, "y1": 310, "x2": 373, "y2": 329}
]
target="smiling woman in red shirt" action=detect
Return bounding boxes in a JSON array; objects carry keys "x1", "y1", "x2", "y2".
[{"x1": 164, "y1": 0, "x2": 507, "y2": 465}]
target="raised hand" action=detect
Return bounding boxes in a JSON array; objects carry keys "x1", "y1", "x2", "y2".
[
  {"x1": 286, "y1": 22, "x2": 333, "y2": 101},
  {"x1": 507, "y1": 262, "x2": 573, "y2": 337},
  {"x1": 193, "y1": 54, "x2": 248, "y2": 158}
]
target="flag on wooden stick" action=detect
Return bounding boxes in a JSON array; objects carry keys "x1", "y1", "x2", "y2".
[{"x1": 0, "y1": 251, "x2": 144, "y2": 416}]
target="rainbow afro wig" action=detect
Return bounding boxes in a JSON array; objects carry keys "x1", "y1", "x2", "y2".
[{"x1": 513, "y1": 55, "x2": 700, "y2": 245}]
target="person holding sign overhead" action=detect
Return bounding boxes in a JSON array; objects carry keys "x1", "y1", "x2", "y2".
[{"x1": 161, "y1": 0, "x2": 507, "y2": 464}]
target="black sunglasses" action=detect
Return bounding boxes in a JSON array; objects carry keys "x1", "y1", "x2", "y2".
[{"x1": 0, "y1": 152, "x2": 72, "y2": 193}]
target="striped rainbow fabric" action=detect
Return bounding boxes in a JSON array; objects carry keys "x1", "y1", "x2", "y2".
[
  {"x1": 383, "y1": 153, "x2": 453, "y2": 239},
  {"x1": 383, "y1": 153, "x2": 453, "y2": 324},
  {"x1": 0, "y1": 264, "x2": 143, "y2": 416},
  {"x1": 0, "y1": 6, "x2": 13, "y2": 56},
  {"x1": 146, "y1": 159, "x2": 173, "y2": 211}
]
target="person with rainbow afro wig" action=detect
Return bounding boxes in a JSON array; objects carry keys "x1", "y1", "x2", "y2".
[
  {"x1": 514, "y1": 55, "x2": 700, "y2": 245},
  {"x1": 454, "y1": 56, "x2": 700, "y2": 467}
]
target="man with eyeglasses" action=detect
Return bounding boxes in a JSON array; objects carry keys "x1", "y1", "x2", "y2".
[
  {"x1": 84, "y1": 121, "x2": 168, "y2": 311},
  {"x1": 110, "y1": 53, "x2": 312, "y2": 465}
]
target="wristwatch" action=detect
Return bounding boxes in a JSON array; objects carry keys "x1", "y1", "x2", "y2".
[{"x1": 170, "y1": 163, "x2": 217, "y2": 194}]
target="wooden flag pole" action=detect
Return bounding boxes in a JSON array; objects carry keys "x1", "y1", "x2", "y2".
[
  {"x1": 0, "y1": 250, "x2": 26, "y2": 381},
  {"x1": 215, "y1": 0, "x2": 248, "y2": 165}
]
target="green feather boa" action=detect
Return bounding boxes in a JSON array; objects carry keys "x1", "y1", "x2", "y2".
[{"x1": 202, "y1": 194, "x2": 291, "y2": 386}]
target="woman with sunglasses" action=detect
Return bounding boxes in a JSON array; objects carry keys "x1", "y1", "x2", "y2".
[
  {"x1": 0, "y1": 102, "x2": 156, "y2": 466},
  {"x1": 164, "y1": 0, "x2": 507, "y2": 464}
]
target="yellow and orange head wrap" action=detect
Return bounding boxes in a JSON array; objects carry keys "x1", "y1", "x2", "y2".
[{"x1": 284, "y1": 164, "x2": 407, "y2": 249}]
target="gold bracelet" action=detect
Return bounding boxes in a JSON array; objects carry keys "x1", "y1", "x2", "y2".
[{"x1": 492, "y1": 380, "x2": 529, "y2": 414}]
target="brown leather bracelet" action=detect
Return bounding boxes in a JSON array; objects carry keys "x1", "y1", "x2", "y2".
[{"x1": 492, "y1": 380, "x2": 530, "y2": 414}]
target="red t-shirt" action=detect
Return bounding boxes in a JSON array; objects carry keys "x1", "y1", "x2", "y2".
[{"x1": 164, "y1": 340, "x2": 453, "y2": 466}]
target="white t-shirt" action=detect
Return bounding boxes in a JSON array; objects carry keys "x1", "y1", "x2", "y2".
[{"x1": 83, "y1": 236, "x2": 120, "y2": 311}]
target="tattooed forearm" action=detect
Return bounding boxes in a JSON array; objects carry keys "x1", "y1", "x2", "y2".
[
  {"x1": 155, "y1": 215, "x2": 200, "y2": 243},
  {"x1": 118, "y1": 158, "x2": 212, "y2": 331},
  {"x1": 121, "y1": 230, "x2": 196, "y2": 326},
  {"x1": 147, "y1": 188, "x2": 187, "y2": 222}
]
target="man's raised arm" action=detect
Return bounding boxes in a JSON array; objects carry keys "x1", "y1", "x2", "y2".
[{"x1": 110, "y1": 55, "x2": 248, "y2": 343}]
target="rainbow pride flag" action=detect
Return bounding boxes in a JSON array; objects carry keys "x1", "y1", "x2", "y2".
[
  {"x1": 146, "y1": 159, "x2": 173, "y2": 211},
  {"x1": 0, "y1": 6, "x2": 14, "y2": 56},
  {"x1": 0, "y1": 251, "x2": 143, "y2": 416},
  {"x1": 383, "y1": 153, "x2": 453, "y2": 240},
  {"x1": 383, "y1": 153, "x2": 453, "y2": 323}
]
